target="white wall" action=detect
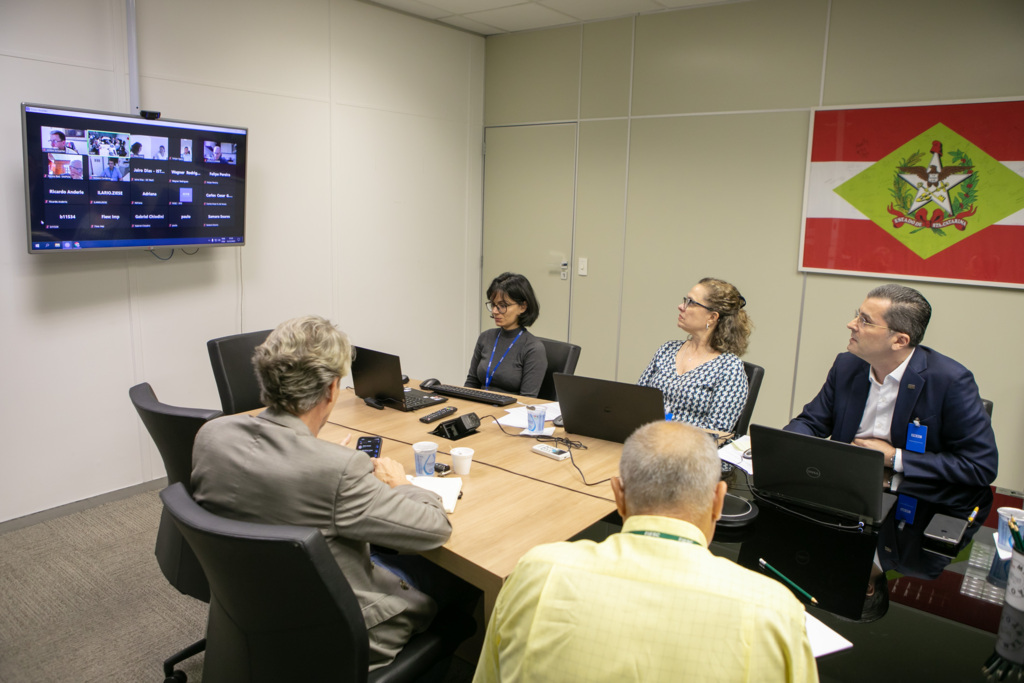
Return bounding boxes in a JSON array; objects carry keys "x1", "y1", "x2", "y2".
[{"x1": 0, "y1": 0, "x2": 484, "y2": 523}]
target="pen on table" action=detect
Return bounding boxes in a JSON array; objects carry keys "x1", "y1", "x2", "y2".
[
  {"x1": 967, "y1": 506, "x2": 979, "y2": 527},
  {"x1": 759, "y1": 558, "x2": 818, "y2": 605}
]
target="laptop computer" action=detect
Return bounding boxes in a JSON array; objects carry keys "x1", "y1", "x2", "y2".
[
  {"x1": 553, "y1": 373, "x2": 665, "y2": 443},
  {"x1": 350, "y1": 346, "x2": 447, "y2": 412},
  {"x1": 749, "y1": 424, "x2": 897, "y2": 526}
]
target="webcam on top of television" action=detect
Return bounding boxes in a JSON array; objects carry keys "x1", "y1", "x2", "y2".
[{"x1": 140, "y1": 110, "x2": 161, "y2": 120}]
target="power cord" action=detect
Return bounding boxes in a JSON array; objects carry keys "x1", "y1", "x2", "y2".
[
  {"x1": 748, "y1": 486, "x2": 868, "y2": 532},
  {"x1": 481, "y1": 415, "x2": 609, "y2": 487}
]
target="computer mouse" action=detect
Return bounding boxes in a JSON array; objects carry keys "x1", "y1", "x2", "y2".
[
  {"x1": 401, "y1": 374, "x2": 409, "y2": 384},
  {"x1": 553, "y1": 416, "x2": 564, "y2": 428},
  {"x1": 420, "y1": 378, "x2": 441, "y2": 390}
]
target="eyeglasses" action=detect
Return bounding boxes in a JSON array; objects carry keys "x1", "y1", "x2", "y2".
[
  {"x1": 485, "y1": 301, "x2": 515, "y2": 314},
  {"x1": 852, "y1": 310, "x2": 890, "y2": 331},
  {"x1": 681, "y1": 296, "x2": 713, "y2": 312}
]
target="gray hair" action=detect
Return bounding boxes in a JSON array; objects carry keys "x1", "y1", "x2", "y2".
[
  {"x1": 867, "y1": 284, "x2": 931, "y2": 347},
  {"x1": 619, "y1": 421, "x2": 720, "y2": 516},
  {"x1": 252, "y1": 315, "x2": 351, "y2": 415}
]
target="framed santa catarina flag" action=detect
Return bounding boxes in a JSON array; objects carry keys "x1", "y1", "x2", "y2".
[{"x1": 799, "y1": 99, "x2": 1024, "y2": 289}]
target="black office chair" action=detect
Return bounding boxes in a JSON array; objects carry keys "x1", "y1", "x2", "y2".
[
  {"x1": 732, "y1": 361, "x2": 765, "y2": 436},
  {"x1": 129, "y1": 383, "x2": 221, "y2": 682},
  {"x1": 535, "y1": 337, "x2": 581, "y2": 402},
  {"x1": 982, "y1": 398, "x2": 993, "y2": 418},
  {"x1": 207, "y1": 329, "x2": 272, "y2": 414},
  {"x1": 160, "y1": 482, "x2": 474, "y2": 683}
]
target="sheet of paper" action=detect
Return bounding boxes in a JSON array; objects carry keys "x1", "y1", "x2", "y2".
[
  {"x1": 805, "y1": 612, "x2": 852, "y2": 658},
  {"x1": 719, "y1": 434, "x2": 752, "y2": 474},
  {"x1": 497, "y1": 402, "x2": 562, "y2": 429},
  {"x1": 406, "y1": 475, "x2": 463, "y2": 513}
]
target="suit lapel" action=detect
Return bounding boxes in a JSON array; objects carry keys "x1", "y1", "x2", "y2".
[
  {"x1": 837, "y1": 359, "x2": 871, "y2": 441},
  {"x1": 890, "y1": 348, "x2": 927, "y2": 447}
]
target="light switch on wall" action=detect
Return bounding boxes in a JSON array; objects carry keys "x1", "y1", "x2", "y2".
[{"x1": 578, "y1": 257, "x2": 588, "y2": 276}]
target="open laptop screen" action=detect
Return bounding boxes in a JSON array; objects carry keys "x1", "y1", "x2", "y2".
[
  {"x1": 554, "y1": 373, "x2": 664, "y2": 444},
  {"x1": 750, "y1": 424, "x2": 890, "y2": 525}
]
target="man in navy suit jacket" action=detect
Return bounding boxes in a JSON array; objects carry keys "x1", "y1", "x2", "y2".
[{"x1": 785, "y1": 284, "x2": 997, "y2": 487}]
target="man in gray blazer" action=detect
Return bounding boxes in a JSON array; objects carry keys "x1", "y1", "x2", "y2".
[{"x1": 192, "y1": 315, "x2": 454, "y2": 671}]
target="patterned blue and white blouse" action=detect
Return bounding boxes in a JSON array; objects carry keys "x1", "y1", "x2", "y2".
[{"x1": 637, "y1": 340, "x2": 749, "y2": 432}]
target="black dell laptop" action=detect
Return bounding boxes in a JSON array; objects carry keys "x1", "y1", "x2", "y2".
[
  {"x1": 749, "y1": 424, "x2": 896, "y2": 526},
  {"x1": 350, "y1": 347, "x2": 446, "y2": 412},
  {"x1": 553, "y1": 373, "x2": 665, "y2": 443}
]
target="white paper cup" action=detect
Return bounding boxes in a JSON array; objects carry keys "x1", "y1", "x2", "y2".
[
  {"x1": 1008, "y1": 550, "x2": 1024, "y2": 610},
  {"x1": 412, "y1": 441, "x2": 438, "y2": 477},
  {"x1": 451, "y1": 447, "x2": 474, "y2": 475}
]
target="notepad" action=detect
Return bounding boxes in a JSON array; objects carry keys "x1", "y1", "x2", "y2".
[
  {"x1": 805, "y1": 612, "x2": 852, "y2": 657},
  {"x1": 406, "y1": 475, "x2": 463, "y2": 513}
]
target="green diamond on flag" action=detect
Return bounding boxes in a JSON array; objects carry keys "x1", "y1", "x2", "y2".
[{"x1": 834, "y1": 123, "x2": 1024, "y2": 260}]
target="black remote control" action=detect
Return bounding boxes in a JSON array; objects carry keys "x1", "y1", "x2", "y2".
[
  {"x1": 355, "y1": 436, "x2": 382, "y2": 458},
  {"x1": 420, "y1": 406, "x2": 457, "y2": 424}
]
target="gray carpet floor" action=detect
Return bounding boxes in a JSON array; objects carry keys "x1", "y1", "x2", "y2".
[{"x1": 0, "y1": 489, "x2": 475, "y2": 682}]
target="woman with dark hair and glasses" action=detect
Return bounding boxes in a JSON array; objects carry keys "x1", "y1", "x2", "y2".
[
  {"x1": 465, "y1": 272, "x2": 548, "y2": 397},
  {"x1": 638, "y1": 277, "x2": 752, "y2": 432}
]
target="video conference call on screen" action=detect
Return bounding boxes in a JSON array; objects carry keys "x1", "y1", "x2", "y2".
[{"x1": 22, "y1": 104, "x2": 247, "y2": 253}]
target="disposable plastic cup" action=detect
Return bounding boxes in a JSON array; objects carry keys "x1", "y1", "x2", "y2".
[
  {"x1": 412, "y1": 441, "x2": 437, "y2": 477},
  {"x1": 526, "y1": 405, "x2": 547, "y2": 434}
]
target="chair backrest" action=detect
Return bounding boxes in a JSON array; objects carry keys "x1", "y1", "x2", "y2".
[
  {"x1": 160, "y1": 482, "x2": 369, "y2": 683},
  {"x1": 207, "y1": 329, "x2": 272, "y2": 414},
  {"x1": 129, "y1": 382, "x2": 220, "y2": 602},
  {"x1": 733, "y1": 362, "x2": 765, "y2": 436},
  {"x1": 130, "y1": 382, "x2": 222, "y2": 490},
  {"x1": 982, "y1": 398, "x2": 993, "y2": 418},
  {"x1": 536, "y1": 337, "x2": 582, "y2": 402}
]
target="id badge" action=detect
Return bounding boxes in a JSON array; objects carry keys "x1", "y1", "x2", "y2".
[
  {"x1": 906, "y1": 421, "x2": 927, "y2": 453},
  {"x1": 896, "y1": 494, "x2": 917, "y2": 525}
]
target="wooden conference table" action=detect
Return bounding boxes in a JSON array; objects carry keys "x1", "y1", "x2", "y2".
[
  {"x1": 321, "y1": 383, "x2": 625, "y2": 617},
  {"x1": 270, "y1": 383, "x2": 1011, "y2": 678}
]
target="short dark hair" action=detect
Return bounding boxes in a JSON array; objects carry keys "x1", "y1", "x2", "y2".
[
  {"x1": 867, "y1": 284, "x2": 931, "y2": 346},
  {"x1": 50, "y1": 130, "x2": 66, "y2": 141},
  {"x1": 486, "y1": 272, "x2": 540, "y2": 327}
]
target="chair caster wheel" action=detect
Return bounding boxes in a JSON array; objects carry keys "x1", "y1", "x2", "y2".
[{"x1": 164, "y1": 671, "x2": 187, "y2": 683}]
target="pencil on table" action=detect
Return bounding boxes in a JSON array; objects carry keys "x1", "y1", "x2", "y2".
[{"x1": 759, "y1": 558, "x2": 818, "y2": 605}]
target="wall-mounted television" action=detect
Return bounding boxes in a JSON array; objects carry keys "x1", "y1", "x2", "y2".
[{"x1": 21, "y1": 103, "x2": 247, "y2": 253}]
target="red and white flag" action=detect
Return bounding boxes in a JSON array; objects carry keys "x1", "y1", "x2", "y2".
[{"x1": 801, "y1": 100, "x2": 1024, "y2": 288}]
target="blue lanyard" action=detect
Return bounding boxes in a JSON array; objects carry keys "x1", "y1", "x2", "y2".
[{"x1": 485, "y1": 329, "x2": 524, "y2": 388}]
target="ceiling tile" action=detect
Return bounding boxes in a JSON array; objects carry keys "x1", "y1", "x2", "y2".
[
  {"x1": 422, "y1": 0, "x2": 523, "y2": 14},
  {"x1": 369, "y1": 0, "x2": 451, "y2": 20},
  {"x1": 437, "y1": 13, "x2": 507, "y2": 34},
  {"x1": 540, "y1": 0, "x2": 661, "y2": 22},
  {"x1": 465, "y1": 3, "x2": 577, "y2": 32}
]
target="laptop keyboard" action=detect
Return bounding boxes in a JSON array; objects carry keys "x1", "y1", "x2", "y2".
[{"x1": 404, "y1": 393, "x2": 441, "y2": 410}]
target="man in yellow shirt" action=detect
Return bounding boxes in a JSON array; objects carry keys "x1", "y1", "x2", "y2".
[{"x1": 473, "y1": 421, "x2": 818, "y2": 682}]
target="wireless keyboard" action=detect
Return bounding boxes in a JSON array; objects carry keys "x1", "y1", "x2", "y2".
[{"x1": 424, "y1": 384, "x2": 516, "y2": 406}]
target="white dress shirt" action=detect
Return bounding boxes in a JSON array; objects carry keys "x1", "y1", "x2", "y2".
[{"x1": 856, "y1": 348, "x2": 915, "y2": 471}]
